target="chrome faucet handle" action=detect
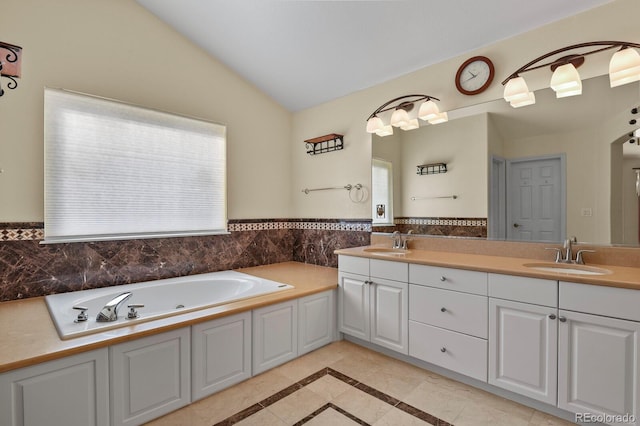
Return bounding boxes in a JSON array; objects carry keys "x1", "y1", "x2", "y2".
[
  {"x1": 127, "y1": 304, "x2": 145, "y2": 319},
  {"x1": 575, "y1": 249, "x2": 595, "y2": 265},
  {"x1": 73, "y1": 305, "x2": 89, "y2": 323},
  {"x1": 544, "y1": 247, "x2": 562, "y2": 263}
]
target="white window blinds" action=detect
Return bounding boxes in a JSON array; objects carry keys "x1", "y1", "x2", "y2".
[{"x1": 44, "y1": 89, "x2": 227, "y2": 243}]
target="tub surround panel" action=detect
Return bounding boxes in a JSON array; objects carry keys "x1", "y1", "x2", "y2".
[
  {"x1": 0, "y1": 262, "x2": 339, "y2": 373},
  {"x1": 0, "y1": 220, "x2": 370, "y2": 302}
]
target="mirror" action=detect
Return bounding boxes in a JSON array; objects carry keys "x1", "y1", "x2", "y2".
[{"x1": 372, "y1": 75, "x2": 640, "y2": 246}]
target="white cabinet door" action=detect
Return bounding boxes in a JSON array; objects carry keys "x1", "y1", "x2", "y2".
[
  {"x1": 558, "y1": 310, "x2": 640, "y2": 425},
  {"x1": 338, "y1": 271, "x2": 370, "y2": 341},
  {"x1": 192, "y1": 311, "x2": 251, "y2": 401},
  {"x1": 299, "y1": 290, "x2": 336, "y2": 356},
  {"x1": 370, "y1": 277, "x2": 408, "y2": 354},
  {"x1": 110, "y1": 328, "x2": 191, "y2": 426},
  {"x1": 253, "y1": 300, "x2": 298, "y2": 375},
  {"x1": 0, "y1": 348, "x2": 109, "y2": 426},
  {"x1": 489, "y1": 298, "x2": 557, "y2": 405}
]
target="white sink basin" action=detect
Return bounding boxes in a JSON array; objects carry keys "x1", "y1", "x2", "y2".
[
  {"x1": 363, "y1": 247, "x2": 412, "y2": 256},
  {"x1": 523, "y1": 262, "x2": 612, "y2": 276}
]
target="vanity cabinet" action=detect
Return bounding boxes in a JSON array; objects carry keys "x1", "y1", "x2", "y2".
[
  {"x1": 0, "y1": 348, "x2": 109, "y2": 426},
  {"x1": 253, "y1": 299, "x2": 298, "y2": 374},
  {"x1": 298, "y1": 290, "x2": 336, "y2": 356},
  {"x1": 338, "y1": 256, "x2": 408, "y2": 354},
  {"x1": 110, "y1": 328, "x2": 191, "y2": 426},
  {"x1": 191, "y1": 311, "x2": 252, "y2": 401},
  {"x1": 408, "y1": 264, "x2": 488, "y2": 381},
  {"x1": 558, "y1": 282, "x2": 640, "y2": 425},
  {"x1": 488, "y1": 274, "x2": 558, "y2": 405}
]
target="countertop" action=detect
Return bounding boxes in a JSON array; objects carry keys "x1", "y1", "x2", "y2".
[
  {"x1": 0, "y1": 261, "x2": 338, "y2": 374},
  {"x1": 335, "y1": 245, "x2": 640, "y2": 289}
]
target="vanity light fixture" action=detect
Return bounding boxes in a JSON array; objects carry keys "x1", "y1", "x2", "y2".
[
  {"x1": 366, "y1": 94, "x2": 447, "y2": 137},
  {"x1": 502, "y1": 41, "x2": 640, "y2": 108},
  {"x1": 0, "y1": 41, "x2": 22, "y2": 97}
]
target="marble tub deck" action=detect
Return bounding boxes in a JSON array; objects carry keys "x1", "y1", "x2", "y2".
[{"x1": 146, "y1": 340, "x2": 576, "y2": 426}]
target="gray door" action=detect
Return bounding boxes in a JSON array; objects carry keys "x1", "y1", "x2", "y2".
[{"x1": 506, "y1": 156, "x2": 565, "y2": 242}]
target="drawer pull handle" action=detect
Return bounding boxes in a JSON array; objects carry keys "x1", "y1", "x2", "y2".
[
  {"x1": 549, "y1": 314, "x2": 556, "y2": 320},
  {"x1": 440, "y1": 347, "x2": 447, "y2": 353},
  {"x1": 440, "y1": 276, "x2": 447, "y2": 282},
  {"x1": 440, "y1": 307, "x2": 447, "y2": 313},
  {"x1": 559, "y1": 316, "x2": 567, "y2": 322}
]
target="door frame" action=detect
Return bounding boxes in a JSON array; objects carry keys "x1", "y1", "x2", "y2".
[
  {"x1": 491, "y1": 154, "x2": 566, "y2": 242},
  {"x1": 488, "y1": 155, "x2": 507, "y2": 239}
]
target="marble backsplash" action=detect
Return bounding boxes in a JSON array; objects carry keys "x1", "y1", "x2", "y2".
[
  {"x1": 371, "y1": 217, "x2": 487, "y2": 238},
  {"x1": 0, "y1": 219, "x2": 371, "y2": 302}
]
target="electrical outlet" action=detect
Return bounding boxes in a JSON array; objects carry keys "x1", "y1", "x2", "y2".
[{"x1": 581, "y1": 208, "x2": 592, "y2": 217}]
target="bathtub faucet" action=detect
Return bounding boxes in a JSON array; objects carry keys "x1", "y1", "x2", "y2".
[{"x1": 96, "y1": 292, "x2": 132, "y2": 322}]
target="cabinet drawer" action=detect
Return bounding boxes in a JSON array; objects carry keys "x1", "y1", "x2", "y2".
[
  {"x1": 410, "y1": 264, "x2": 487, "y2": 295},
  {"x1": 409, "y1": 285, "x2": 488, "y2": 338},
  {"x1": 338, "y1": 255, "x2": 369, "y2": 276},
  {"x1": 560, "y1": 281, "x2": 640, "y2": 322},
  {"x1": 370, "y1": 259, "x2": 408, "y2": 282},
  {"x1": 489, "y1": 273, "x2": 557, "y2": 307},
  {"x1": 409, "y1": 321, "x2": 487, "y2": 382}
]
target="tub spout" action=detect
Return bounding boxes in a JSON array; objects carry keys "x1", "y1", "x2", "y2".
[{"x1": 96, "y1": 292, "x2": 132, "y2": 322}]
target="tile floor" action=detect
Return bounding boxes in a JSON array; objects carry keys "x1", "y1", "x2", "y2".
[{"x1": 146, "y1": 340, "x2": 576, "y2": 426}]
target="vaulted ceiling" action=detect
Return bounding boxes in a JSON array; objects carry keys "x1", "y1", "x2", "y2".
[{"x1": 136, "y1": 0, "x2": 613, "y2": 112}]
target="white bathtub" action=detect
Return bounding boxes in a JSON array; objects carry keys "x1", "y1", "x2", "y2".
[{"x1": 45, "y1": 270, "x2": 294, "y2": 340}]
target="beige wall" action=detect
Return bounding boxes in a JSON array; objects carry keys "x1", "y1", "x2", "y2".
[
  {"x1": 0, "y1": 0, "x2": 292, "y2": 222},
  {"x1": 399, "y1": 114, "x2": 487, "y2": 217},
  {"x1": 3, "y1": 0, "x2": 640, "y2": 230},
  {"x1": 290, "y1": 0, "x2": 640, "y2": 222}
]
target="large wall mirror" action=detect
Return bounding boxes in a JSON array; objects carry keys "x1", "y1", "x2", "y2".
[{"x1": 372, "y1": 75, "x2": 640, "y2": 246}]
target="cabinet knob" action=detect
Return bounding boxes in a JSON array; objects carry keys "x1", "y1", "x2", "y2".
[
  {"x1": 440, "y1": 276, "x2": 447, "y2": 282},
  {"x1": 440, "y1": 307, "x2": 447, "y2": 313},
  {"x1": 440, "y1": 347, "x2": 447, "y2": 353},
  {"x1": 549, "y1": 314, "x2": 556, "y2": 320},
  {"x1": 559, "y1": 316, "x2": 567, "y2": 322}
]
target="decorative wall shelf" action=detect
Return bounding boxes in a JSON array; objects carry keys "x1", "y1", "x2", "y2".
[
  {"x1": 305, "y1": 133, "x2": 344, "y2": 155},
  {"x1": 417, "y1": 163, "x2": 447, "y2": 175}
]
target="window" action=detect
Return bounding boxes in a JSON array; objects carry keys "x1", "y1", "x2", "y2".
[
  {"x1": 372, "y1": 158, "x2": 393, "y2": 225},
  {"x1": 44, "y1": 89, "x2": 227, "y2": 243}
]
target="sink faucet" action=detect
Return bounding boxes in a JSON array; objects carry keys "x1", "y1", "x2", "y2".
[
  {"x1": 96, "y1": 292, "x2": 132, "y2": 322},
  {"x1": 391, "y1": 231, "x2": 402, "y2": 249},
  {"x1": 390, "y1": 230, "x2": 413, "y2": 249},
  {"x1": 561, "y1": 236, "x2": 577, "y2": 263}
]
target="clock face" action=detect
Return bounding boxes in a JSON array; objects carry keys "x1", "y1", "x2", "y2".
[{"x1": 456, "y1": 56, "x2": 495, "y2": 95}]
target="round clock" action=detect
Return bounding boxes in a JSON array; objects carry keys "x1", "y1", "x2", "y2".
[{"x1": 455, "y1": 56, "x2": 495, "y2": 95}]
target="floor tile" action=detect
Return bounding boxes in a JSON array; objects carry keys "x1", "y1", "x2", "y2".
[
  {"x1": 146, "y1": 340, "x2": 577, "y2": 426},
  {"x1": 267, "y1": 387, "x2": 329, "y2": 424},
  {"x1": 331, "y1": 386, "x2": 395, "y2": 425}
]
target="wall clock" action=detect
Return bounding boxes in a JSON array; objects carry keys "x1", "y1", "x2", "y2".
[{"x1": 455, "y1": 56, "x2": 495, "y2": 95}]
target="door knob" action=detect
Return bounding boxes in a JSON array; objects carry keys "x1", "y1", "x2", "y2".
[{"x1": 513, "y1": 223, "x2": 520, "y2": 228}]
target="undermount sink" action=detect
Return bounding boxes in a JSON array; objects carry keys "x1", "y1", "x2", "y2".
[
  {"x1": 523, "y1": 262, "x2": 612, "y2": 276},
  {"x1": 363, "y1": 247, "x2": 412, "y2": 256}
]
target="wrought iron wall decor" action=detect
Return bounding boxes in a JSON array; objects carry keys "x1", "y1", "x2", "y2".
[
  {"x1": 0, "y1": 41, "x2": 22, "y2": 97},
  {"x1": 305, "y1": 133, "x2": 344, "y2": 155}
]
